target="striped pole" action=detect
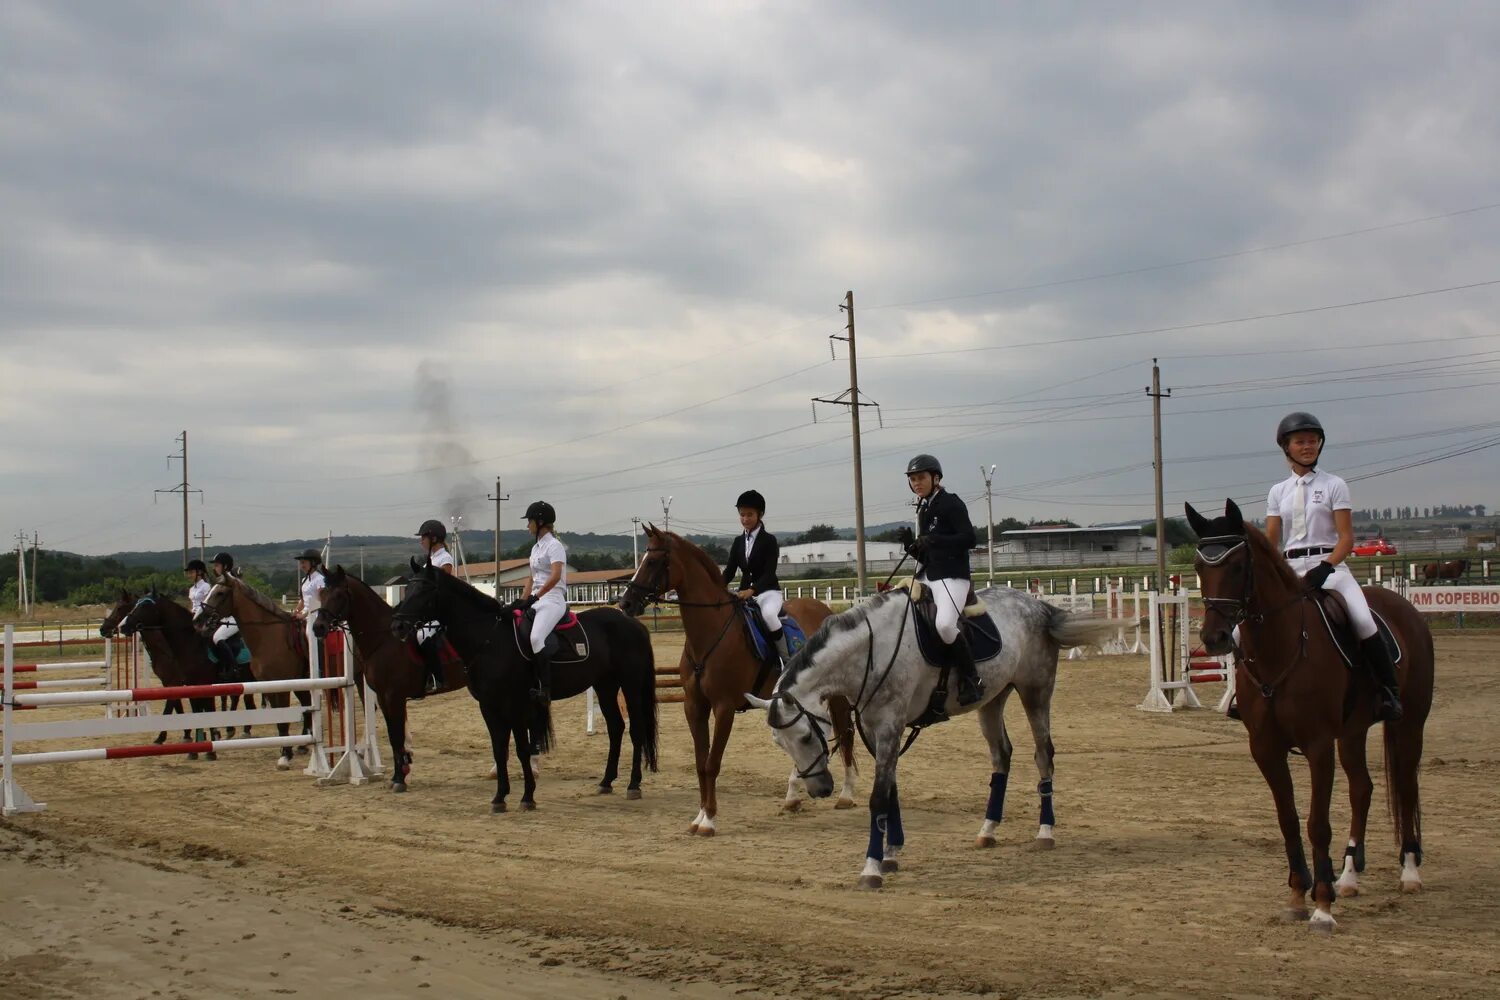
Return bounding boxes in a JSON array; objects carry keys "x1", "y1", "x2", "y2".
[
  {"x1": 12, "y1": 734, "x2": 313, "y2": 767},
  {"x1": 13, "y1": 674, "x2": 349, "y2": 709}
]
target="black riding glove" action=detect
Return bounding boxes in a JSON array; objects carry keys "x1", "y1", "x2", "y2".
[
  {"x1": 896, "y1": 526, "x2": 915, "y2": 549},
  {"x1": 523, "y1": 593, "x2": 539, "y2": 609},
  {"x1": 1303, "y1": 561, "x2": 1335, "y2": 590}
]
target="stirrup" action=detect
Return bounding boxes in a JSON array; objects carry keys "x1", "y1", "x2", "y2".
[
  {"x1": 956, "y1": 675, "x2": 984, "y2": 706},
  {"x1": 424, "y1": 673, "x2": 442, "y2": 694},
  {"x1": 1376, "y1": 689, "x2": 1403, "y2": 723}
]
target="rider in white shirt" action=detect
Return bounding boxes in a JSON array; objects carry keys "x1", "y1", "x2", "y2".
[
  {"x1": 293, "y1": 548, "x2": 327, "y2": 675},
  {"x1": 1266, "y1": 412, "x2": 1401, "y2": 721},
  {"x1": 416, "y1": 519, "x2": 456, "y2": 692},
  {"x1": 208, "y1": 551, "x2": 242, "y2": 679},
  {"x1": 185, "y1": 559, "x2": 212, "y2": 615},
  {"x1": 519, "y1": 501, "x2": 567, "y2": 705}
]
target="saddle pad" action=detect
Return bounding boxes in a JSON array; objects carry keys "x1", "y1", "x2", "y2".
[
  {"x1": 740, "y1": 606, "x2": 808, "y2": 663},
  {"x1": 206, "y1": 635, "x2": 252, "y2": 667},
  {"x1": 1313, "y1": 593, "x2": 1401, "y2": 669},
  {"x1": 403, "y1": 634, "x2": 464, "y2": 670},
  {"x1": 512, "y1": 609, "x2": 591, "y2": 664},
  {"x1": 909, "y1": 587, "x2": 1003, "y2": 668}
]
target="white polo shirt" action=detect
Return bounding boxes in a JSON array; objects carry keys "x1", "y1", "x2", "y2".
[
  {"x1": 1267, "y1": 469, "x2": 1351, "y2": 552},
  {"x1": 428, "y1": 547, "x2": 454, "y2": 571},
  {"x1": 530, "y1": 533, "x2": 567, "y2": 599},
  {"x1": 301, "y1": 568, "x2": 326, "y2": 612},
  {"x1": 188, "y1": 579, "x2": 212, "y2": 614}
]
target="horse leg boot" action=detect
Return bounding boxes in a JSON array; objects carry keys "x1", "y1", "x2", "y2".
[
  {"x1": 948, "y1": 632, "x2": 984, "y2": 707},
  {"x1": 1359, "y1": 636, "x2": 1403, "y2": 722}
]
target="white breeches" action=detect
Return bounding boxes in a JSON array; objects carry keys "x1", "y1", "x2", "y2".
[
  {"x1": 1289, "y1": 555, "x2": 1376, "y2": 639},
  {"x1": 753, "y1": 590, "x2": 784, "y2": 630},
  {"x1": 417, "y1": 623, "x2": 440, "y2": 645},
  {"x1": 212, "y1": 622, "x2": 239, "y2": 643},
  {"x1": 921, "y1": 575, "x2": 971, "y2": 644},
  {"x1": 530, "y1": 595, "x2": 568, "y2": 654}
]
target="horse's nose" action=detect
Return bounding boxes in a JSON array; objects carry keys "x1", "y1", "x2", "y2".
[{"x1": 1201, "y1": 624, "x2": 1233, "y2": 656}]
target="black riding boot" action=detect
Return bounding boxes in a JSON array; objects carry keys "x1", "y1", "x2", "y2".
[
  {"x1": 421, "y1": 640, "x2": 444, "y2": 694},
  {"x1": 1359, "y1": 635, "x2": 1404, "y2": 722},
  {"x1": 948, "y1": 632, "x2": 984, "y2": 707},
  {"x1": 214, "y1": 642, "x2": 237, "y2": 683},
  {"x1": 769, "y1": 628, "x2": 790, "y2": 663},
  {"x1": 531, "y1": 647, "x2": 553, "y2": 705}
]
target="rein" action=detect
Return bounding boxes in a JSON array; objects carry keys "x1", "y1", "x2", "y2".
[
  {"x1": 766, "y1": 692, "x2": 834, "y2": 783},
  {"x1": 1197, "y1": 533, "x2": 1313, "y2": 700},
  {"x1": 623, "y1": 544, "x2": 747, "y2": 678}
]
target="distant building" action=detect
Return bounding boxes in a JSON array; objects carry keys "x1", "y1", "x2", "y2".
[
  {"x1": 780, "y1": 540, "x2": 906, "y2": 568},
  {"x1": 998, "y1": 525, "x2": 1154, "y2": 555}
]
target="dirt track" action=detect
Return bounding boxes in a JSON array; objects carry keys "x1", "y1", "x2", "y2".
[{"x1": 4, "y1": 633, "x2": 1499, "y2": 999}]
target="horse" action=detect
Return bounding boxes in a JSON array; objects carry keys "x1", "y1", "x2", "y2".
[
  {"x1": 616, "y1": 525, "x2": 859, "y2": 837},
  {"x1": 1421, "y1": 559, "x2": 1469, "y2": 582},
  {"x1": 109, "y1": 590, "x2": 227, "y2": 759},
  {"x1": 193, "y1": 575, "x2": 313, "y2": 770},
  {"x1": 1185, "y1": 499, "x2": 1434, "y2": 932},
  {"x1": 747, "y1": 583, "x2": 1113, "y2": 890},
  {"x1": 100, "y1": 591, "x2": 198, "y2": 750},
  {"x1": 391, "y1": 560, "x2": 658, "y2": 812}
]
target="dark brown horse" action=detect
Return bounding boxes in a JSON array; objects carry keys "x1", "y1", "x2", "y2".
[
  {"x1": 1186, "y1": 500, "x2": 1433, "y2": 932},
  {"x1": 617, "y1": 526, "x2": 858, "y2": 836},
  {"x1": 1421, "y1": 559, "x2": 1469, "y2": 582},
  {"x1": 194, "y1": 575, "x2": 312, "y2": 770}
]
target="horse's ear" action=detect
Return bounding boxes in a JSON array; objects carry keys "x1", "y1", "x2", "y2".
[
  {"x1": 1183, "y1": 502, "x2": 1210, "y2": 538},
  {"x1": 149, "y1": 584, "x2": 158, "y2": 598},
  {"x1": 1225, "y1": 498, "x2": 1244, "y2": 532},
  {"x1": 119, "y1": 588, "x2": 130, "y2": 601},
  {"x1": 409, "y1": 556, "x2": 422, "y2": 574},
  {"x1": 743, "y1": 693, "x2": 772, "y2": 712}
]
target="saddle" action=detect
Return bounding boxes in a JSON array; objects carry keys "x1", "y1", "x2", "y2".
[
  {"x1": 403, "y1": 634, "x2": 465, "y2": 671},
  {"x1": 512, "y1": 609, "x2": 590, "y2": 664},
  {"x1": 741, "y1": 605, "x2": 808, "y2": 663},
  {"x1": 1311, "y1": 590, "x2": 1401, "y2": 669},
  {"x1": 205, "y1": 634, "x2": 251, "y2": 668},
  {"x1": 908, "y1": 581, "x2": 1003, "y2": 669}
]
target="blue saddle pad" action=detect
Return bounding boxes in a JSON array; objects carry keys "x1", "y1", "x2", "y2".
[
  {"x1": 741, "y1": 606, "x2": 807, "y2": 662},
  {"x1": 207, "y1": 635, "x2": 251, "y2": 666}
]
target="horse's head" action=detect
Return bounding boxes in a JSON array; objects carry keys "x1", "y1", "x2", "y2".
[
  {"x1": 390, "y1": 557, "x2": 438, "y2": 641},
  {"x1": 195, "y1": 579, "x2": 235, "y2": 636},
  {"x1": 100, "y1": 589, "x2": 135, "y2": 638},
  {"x1": 617, "y1": 523, "x2": 677, "y2": 617},
  {"x1": 118, "y1": 589, "x2": 168, "y2": 637},
  {"x1": 1184, "y1": 499, "x2": 1253, "y2": 655},
  {"x1": 746, "y1": 691, "x2": 835, "y2": 799},
  {"x1": 314, "y1": 565, "x2": 349, "y2": 638}
]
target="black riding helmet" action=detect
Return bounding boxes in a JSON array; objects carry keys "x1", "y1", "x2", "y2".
[
  {"x1": 1276, "y1": 412, "x2": 1326, "y2": 468},
  {"x1": 906, "y1": 453, "x2": 943, "y2": 478},
  {"x1": 735, "y1": 489, "x2": 766, "y2": 513},
  {"x1": 524, "y1": 500, "x2": 556, "y2": 525},
  {"x1": 294, "y1": 548, "x2": 323, "y2": 564},
  {"x1": 186, "y1": 559, "x2": 207, "y2": 573},
  {"x1": 211, "y1": 551, "x2": 235, "y2": 569},
  {"x1": 416, "y1": 518, "x2": 447, "y2": 542}
]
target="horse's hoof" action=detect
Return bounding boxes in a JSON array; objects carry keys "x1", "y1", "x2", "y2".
[
  {"x1": 880, "y1": 858, "x2": 900, "y2": 874},
  {"x1": 975, "y1": 835, "x2": 996, "y2": 849},
  {"x1": 856, "y1": 875, "x2": 883, "y2": 891},
  {"x1": 1401, "y1": 879, "x2": 1423, "y2": 895},
  {"x1": 1282, "y1": 907, "x2": 1309, "y2": 923},
  {"x1": 1308, "y1": 910, "x2": 1337, "y2": 934},
  {"x1": 1335, "y1": 881, "x2": 1359, "y2": 899},
  {"x1": 687, "y1": 823, "x2": 700, "y2": 835},
  {"x1": 391, "y1": 782, "x2": 407, "y2": 794},
  {"x1": 276, "y1": 757, "x2": 291, "y2": 771},
  {"x1": 596, "y1": 784, "x2": 613, "y2": 795},
  {"x1": 153, "y1": 734, "x2": 168, "y2": 746},
  {"x1": 186, "y1": 752, "x2": 199, "y2": 761},
  {"x1": 205, "y1": 752, "x2": 217, "y2": 762},
  {"x1": 834, "y1": 797, "x2": 855, "y2": 810},
  {"x1": 519, "y1": 801, "x2": 536, "y2": 812},
  {"x1": 1031, "y1": 836, "x2": 1055, "y2": 851},
  {"x1": 492, "y1": 802, "x2": 507, "y2": 814},
  {"x1": 696, "y1": 825, "x2": 715, "y2": 837},
  {"x1": 625, "y1": 788, "x2": 642, "y2": 800},
  {"x1": 781, "y1": 799, "x2": 803, "y2": 813}
]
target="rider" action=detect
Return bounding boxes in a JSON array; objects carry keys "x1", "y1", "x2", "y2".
[
  {"x1": 1266, "y1": 412, "x2": 1402, "y2": 721},
  {"x1": 720, "y1": 489, "x2": 788, "y2": 661},
  {"x1": 415, "y1": 519, "x2": 456, "y2": 693},
  {"x1": 208, "y1": 551, "x2": 242, "y2": 680},
  {"x1": 185, "y1": 559, "x2": 212, "y2": 615},
  {"x1": 899, "y1": 454, "x2": 983, "y2": 707},
  {"x1": 519, "y1": 501, "x2": 568, "y2": 705},
  {"x1": 293, "y1": 548, "x2": 327, "y2": 675}
]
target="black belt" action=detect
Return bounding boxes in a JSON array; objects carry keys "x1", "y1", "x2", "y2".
[{"x1": 1284, "y1": 546, "x2": 1334, "y2": 559}]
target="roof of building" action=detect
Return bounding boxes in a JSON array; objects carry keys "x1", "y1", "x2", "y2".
[
  {"x1": 568, "y1": 568, "x2": 636, "y2": 584},
  {"x1": 1000, "y1": 526, "x2": 1142, "y2": 537}
]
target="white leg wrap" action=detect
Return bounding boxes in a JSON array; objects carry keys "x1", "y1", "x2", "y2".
[{"x1": 1401, "y1": 852, "x2": 1422, "y2": 891}]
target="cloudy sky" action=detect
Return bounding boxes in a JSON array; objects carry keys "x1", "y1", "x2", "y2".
[{"x1": 4, "y1": 1, "x2": 1499, "y2": 556}]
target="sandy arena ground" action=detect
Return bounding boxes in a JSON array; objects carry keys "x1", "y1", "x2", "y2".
[{"x1": 3, "y1": 631, "x2": 1498, "y2": 999}]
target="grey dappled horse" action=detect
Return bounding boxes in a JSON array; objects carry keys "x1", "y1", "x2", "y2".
[{"x1": 750, "y1": 585, "x2": 1114, "y2": 890}]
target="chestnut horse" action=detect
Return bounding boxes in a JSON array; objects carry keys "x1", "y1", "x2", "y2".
[
  {"x1": 1186, "y1": 500, "x2": 1434, "y2": 933},
  {"x1": 194, "y1": 575, "x2": 312, "y2": 770},
  {"x1": 618, "y1": 526, "x2": 858, "y2": 836},
  {"x1": 1420, "y1": 559, "x2": 1469, "y2": 582}
]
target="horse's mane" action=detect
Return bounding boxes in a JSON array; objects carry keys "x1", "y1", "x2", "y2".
[
  {"x1": 1244, "y1": 523, "x2": 1301, "y2": 591},
  {"x1": 436, "y1": 566, "x2": 505, "y2": 613},
  {"x1": 781, "y1": 588, "x2": 905, "y2": 687},
  {"x1": 227, "y1": 577, "x2": 295, "y2": 622},
  {"x1": 668, "y1": 532, "x2": 726, "y2": 586}
]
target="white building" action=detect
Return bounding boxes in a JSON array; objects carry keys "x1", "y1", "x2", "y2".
[{"x1": 779, "y1": 540, "x2": 906, "y2": 566}]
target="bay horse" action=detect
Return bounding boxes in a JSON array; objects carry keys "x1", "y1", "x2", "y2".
[
  {"x1": 1421, "y1": 559, "x2": 1469, "y2": 582},
  {"x1": 100, "y1": 591, "x2": 209, "y2": 752},
  {"x1": 391, "y1": 560, "x2": 658, "y2": 812},
  {"x1": 749, "y1": 584, "x2": 1114, "y2": 889},
  {"x1": 320, "y1": 564, "x2": 659, "y2": 797},
  {"x1": 616, "y1": 525, "x2": 858, "y2": 837},
  {"x1": 113, "y1": 590, "x2": 224, "y2": 759},
  {"x1": 1185, "y1": 499, "x2": 1434, "y2": 932},
  {"x1": 193, "y1": 575, "x2": 313, "y2": 770}
]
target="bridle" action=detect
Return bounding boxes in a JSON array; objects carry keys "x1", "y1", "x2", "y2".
[
  {"x1": 118, "y1": 595, "x2": 166, "y2": 635},
  {"x1": 766, "y1": 690, "x2": 834, "y2": 784},
  {"x1": 621, "y1": 542, "x2": 744, "y2": 677},
  {"x1": 1195, "y1": 531, "x2": 1312, "y2": 699}
]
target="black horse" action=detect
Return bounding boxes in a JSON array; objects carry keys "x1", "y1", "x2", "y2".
[{"x1": 390, "y1": 561, "x2": 659, "y2": 812}]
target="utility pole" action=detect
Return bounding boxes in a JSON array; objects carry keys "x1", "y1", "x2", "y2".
[
  {"x1": 14, "y1": 531, "x2": 29, "y2": 616},
  {"x1": 155, "y1": 430, "x2": 201, "y2": 569},
  {"x1": 195, "y1": 520, "x2": 212, "y2": 565},
  {"x1": 631, "y1": 516, "x2": 642, "y2": 567},
  {"x1": 488, "y1": 478, "x2": 508, "y2": 568},
  {"x1": 359, "y1": 545, "x2": 365, "y2": 578},
  {"x1": 980, "y1": 465, "x2": 997, "y2": 585},
  {"x1": 1146, "y1": 359, "x2": 1171, "y2": 593},
  {"x1": 661, "y1": 496, "x2": 673, "y2": 535},
  {"x1": 812, "y1": 290, "x2": 881, "y2": 596},
  {"x1": 30, "y1": 531, "x2": 41, "y2": 615}
]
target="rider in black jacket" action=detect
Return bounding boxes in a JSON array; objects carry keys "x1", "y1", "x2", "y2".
[
  {"x1": 722, "y1": 489, "x2": 788, "y2": 660},
  {"x1": 898, "y1": 454, "x2": 983, "y2": 705}
]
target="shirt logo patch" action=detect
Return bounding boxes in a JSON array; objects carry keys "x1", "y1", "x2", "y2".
[{"x1": 1312, "y1": 490, "x2": 1324, "y2": 503}]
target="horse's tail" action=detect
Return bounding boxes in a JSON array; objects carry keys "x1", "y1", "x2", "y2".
[
  {"x1": 622, "y1": 614, "x2": 659, "y2": 772},
  {"x1": 1043, "y1": 606, "x2": 1119, "y2": 652},
  {"x1": 1382, "y1": 716, "x2": 1421, "y2": 858},
  {"x1": 529, "y1": 695, "x2": 556, "y2": 756}
]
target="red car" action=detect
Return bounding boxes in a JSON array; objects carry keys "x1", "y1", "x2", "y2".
[{"x1": 1352, "y1": 539, "x2": 1397, "y2": 556}]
